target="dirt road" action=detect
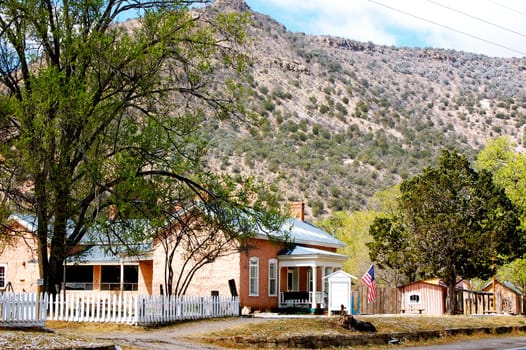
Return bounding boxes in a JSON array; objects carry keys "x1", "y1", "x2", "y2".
[{"x1": 53, "y1": 317, "x2": 268, "y2": 350}]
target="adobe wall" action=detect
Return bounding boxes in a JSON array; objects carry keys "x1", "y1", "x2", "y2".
[
  {"x1": 150, "y1": 241, "x2": 241, "y2": 298},
  {"x1": 0, "y1": 230, "x2": 40, "y2": 293}
]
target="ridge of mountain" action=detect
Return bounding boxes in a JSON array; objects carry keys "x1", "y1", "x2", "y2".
[{"x1": 206, "y1": 1, "x2": 526, "y2": 219}]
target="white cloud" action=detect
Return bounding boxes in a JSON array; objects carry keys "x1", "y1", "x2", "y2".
[{"x1": 246, "y1": 0, "x2": 526, "y2": 57}]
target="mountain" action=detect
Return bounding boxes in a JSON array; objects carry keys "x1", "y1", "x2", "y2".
[{"x1": 205, "y1": 1, "x2": 526, "y2": 219}]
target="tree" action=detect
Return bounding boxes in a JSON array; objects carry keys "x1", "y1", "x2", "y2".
[
  {"x1": 317, "y1": 210, "x2": 376, "y2": 278},
  {"x1": 317, "y1": 187, "x2": 401, "y2": 285},
  {"x1": 476, "y1": 137, "x2": 526, "y2": 292},
  {"x1": 0, "y1": 0, "x2": 282, "y2": 294},
  {"x1": 367, "y1": 216, "x2": 419, "y2": 286},
  {"x1": 476, "y1": 136, "x2": 526, "y2": 226},
  {"x1": 369, "y1": 150, "x2": 523, "y2": 314},
  {"x1": 498, "y1": 258, "x2": 526, "y2": 293}
]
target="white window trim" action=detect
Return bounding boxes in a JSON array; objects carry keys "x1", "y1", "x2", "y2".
[
  {"x1": 0, "y1": 264, "x2": 7, "y2": 289},
  {"x1": 249, "y1": 257, "x2": 259, "y2": 296},
  {"x1": 409, "y1": 293, "x2": 421, "y2": 304},
  {"x1": 268, "y1": 259, "x2": 277, "y2": 297}
]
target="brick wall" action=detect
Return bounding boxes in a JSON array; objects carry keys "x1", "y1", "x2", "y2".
[{"x1": 240, "y1": 238, "x2": 286, "y2": 311}]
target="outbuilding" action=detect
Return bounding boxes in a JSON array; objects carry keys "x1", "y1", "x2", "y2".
[{"x1": 325, "y1": 270, "x2": 357, "y2": 315}]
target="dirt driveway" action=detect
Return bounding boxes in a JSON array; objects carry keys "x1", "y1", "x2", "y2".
[{"x1": 53, "y1": 317, "x2": 268, "y2": 350}]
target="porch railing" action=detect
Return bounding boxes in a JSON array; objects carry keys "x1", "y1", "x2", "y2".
[{"x1": 279, "y1": 291, "x2": 325, "y2": 308}]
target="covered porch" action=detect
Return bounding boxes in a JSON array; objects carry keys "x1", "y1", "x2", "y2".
[{"x1": 277, "y1": 245, "x2": 347, "y2": 310}]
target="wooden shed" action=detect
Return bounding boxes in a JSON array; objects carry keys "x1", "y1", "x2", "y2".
[
  {"x1": 483, "y1": 279, "x2": 524, "y2": 315},
  {"x1": 399, "y1": 278, "x2": 447, "y2": 315},
  {"x1": 325, "y1": 270, "x2": 357, "y2": 315}
]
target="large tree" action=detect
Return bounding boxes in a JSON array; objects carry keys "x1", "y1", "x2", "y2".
[
  {"x1": 476, "y1": 136, "x2": 526, "y2": 226},
  {"x1": 368, "y1": 150, "x2": 523, "y2": 314},
  {"x1": 0, "y1": 0, "x2": 281, "y2": 294}
]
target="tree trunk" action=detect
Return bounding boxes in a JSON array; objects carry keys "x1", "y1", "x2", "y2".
[
  {"x1": 35, "y1": 175, "x2": 49, "y2": 293},
  {"x1": 446, "y1": 268, "x2": 457, "y2": 315}
]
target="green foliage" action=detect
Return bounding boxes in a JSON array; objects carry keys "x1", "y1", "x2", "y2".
[
  {"x1": 368, "y1": 150, "x2": 523, "y2": 313},
  {"x1": 317, "y1": 211, "x2": 377, "y2": 278},
  {"x1": 475, "y1": 137, "x2": 526, "y2": 220},
  {"x1": 498, "y1": 258, "x2": 526, "y2": 292},
  {"x1": 0, "y1": 0, "x2": 282, "y2": 293}
]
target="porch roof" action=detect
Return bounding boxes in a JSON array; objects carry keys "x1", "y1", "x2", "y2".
[
  {"x1": 66, "y1": 244, "x2": 152, "y2": 265},
  {"x1": 278, "y1": 245, "x2": 347, "y2": 266}
]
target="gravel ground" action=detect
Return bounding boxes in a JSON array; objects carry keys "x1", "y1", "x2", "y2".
[{"x1": 0, "y1": 327, "x2": 114, "y2": 350}]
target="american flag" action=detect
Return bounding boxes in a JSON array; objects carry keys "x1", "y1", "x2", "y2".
[{"x1": 361, "y1": 264, "x2": 376, "y2": 303}]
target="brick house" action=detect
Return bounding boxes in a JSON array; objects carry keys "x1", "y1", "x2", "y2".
[{"x1": 0, "y1": 202, "x2": 347, "y2": 311}]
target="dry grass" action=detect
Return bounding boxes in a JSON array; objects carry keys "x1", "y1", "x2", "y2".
[
  {"x1": 199, "y1": 315, "x2": 526, "y2": 349},
  {"x1": 203, "y1": 315, "x2": 526, "y2": 337}
]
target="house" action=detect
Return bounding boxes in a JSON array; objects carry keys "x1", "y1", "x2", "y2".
[
  {"x1": 399, "y1": 278, "x2": 447, "y2": 315},
  {"x1": 0, "y1": 217, "x2": 40, "y2": 292},
  {"x1": 0, "y1": 202, "x2": 347, "y2": 312},
  {"x1": 482, "y1": 279, "x2": 524, "y2": 315}
]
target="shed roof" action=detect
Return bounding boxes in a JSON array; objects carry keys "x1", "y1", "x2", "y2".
[{"x1": 483, "y1": 280, "x2": 523, "y2": 295}]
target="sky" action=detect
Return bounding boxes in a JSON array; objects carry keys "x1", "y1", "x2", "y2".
[{"x1": 244, "y1": 0, "x2": 526, "y2": 58}]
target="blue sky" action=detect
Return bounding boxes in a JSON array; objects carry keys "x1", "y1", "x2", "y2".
[{"x1": 244, "y1": 0, "x2": 526, "y2": 57}]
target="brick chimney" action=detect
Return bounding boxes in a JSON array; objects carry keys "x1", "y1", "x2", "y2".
[{"x1": 291, "y1": 202, "x2": 305, "y2": 221}]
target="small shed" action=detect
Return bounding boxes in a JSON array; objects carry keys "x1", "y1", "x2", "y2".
[
  {"x1": 482, "y1": 279, "x2": 524, "y2": 315},
  {"x1": 399, "y1": 278, "x2": 447, "y2": 315},
  {"x1": 325, "y1": 270, "x2": 357, "y2": 314}
]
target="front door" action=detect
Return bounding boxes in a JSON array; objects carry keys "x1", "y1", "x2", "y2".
[{"x1": 287, "y1": 268, "x2": 299, "y2": 291}]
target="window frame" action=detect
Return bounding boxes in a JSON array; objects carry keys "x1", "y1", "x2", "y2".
[
  {"x1": 249, "y1": 257, "x2": 259, "y2": 296},
  {"x1": 268, "y1": 259, "x2": 277, "y2": 297},
  {"x1": 409, "y1": 293, "x2": 421, "y2": 304},
  {"x1": 0, "y1": 264, "x2": 6, "y2": 289}
]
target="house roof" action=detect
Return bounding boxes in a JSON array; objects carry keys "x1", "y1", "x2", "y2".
[
  {"x1": 265, "y1": 218, "x2": 345, "y2": 249},
  {"x1": 9, "y1": 210, "x2": 346, "y2": 263}
]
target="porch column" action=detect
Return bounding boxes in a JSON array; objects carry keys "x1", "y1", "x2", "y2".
[
  {"x1": 311, "y1": 264, "x2": 317, "y2": 309},
  {"x1": 120, "y1": 260, "x2": 124, "y2": 295},
  {"x1": 321, "y1": 265, "x2": 326, "y2": 309},
  {"x1": 277, "y1": 263, "x2": 282, "y2": 305}
]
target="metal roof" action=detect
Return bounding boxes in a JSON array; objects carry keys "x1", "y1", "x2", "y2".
[
  {"x1": 66, "y1": 244, "x2": 151, "y2": 264},
  {"x1": 278, "y1": 245, "x2": 347, "y2": 259},
  {"x1": 266, "y1": 218, "x2": 345, "y2": 249}
]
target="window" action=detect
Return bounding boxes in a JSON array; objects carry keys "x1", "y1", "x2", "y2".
[
  {"x1": 65, "y1": 265, "x2": 94, "y2": 290},
  {"x1": 0, "y1": 264, "x2": 6, "y2": 289},
  {"x1": 123, "y1": 266, "x2": 138, "y2": 291},
  {"x1": 268, "y1": 259, "x2": 277, "y2": 296},
  {"x1": 101, "y1": 265, "x2": 138, "y2": 291},
  {"x1": 249, "y1": 257, "x2": 259, "y2": 296},
  {"x1": 409, "y1": 294, "x2": 420, "y2": 304}
]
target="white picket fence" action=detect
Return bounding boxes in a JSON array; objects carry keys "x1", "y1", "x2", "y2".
[
  {"x1": 0, "y1": 293, "x2": 47, "y2": 328},
  {"x1": 0, "y1": 292, "x2": 239, "y2": 327}
]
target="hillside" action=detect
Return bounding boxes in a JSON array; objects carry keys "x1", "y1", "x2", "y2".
[{"x1": 204, "y1": 0, "x2": 526, "y2": 219}]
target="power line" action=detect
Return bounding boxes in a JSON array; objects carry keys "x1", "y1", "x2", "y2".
[
  {"x1": 367, "y1": 0, "x2": 526, "y2": 56},
  {"x1": 486, "y1": 0, "x2": 526, "y2": 18},
  {"x1": 425, "y1": 0, "x2": 526, "y2": 39}
]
